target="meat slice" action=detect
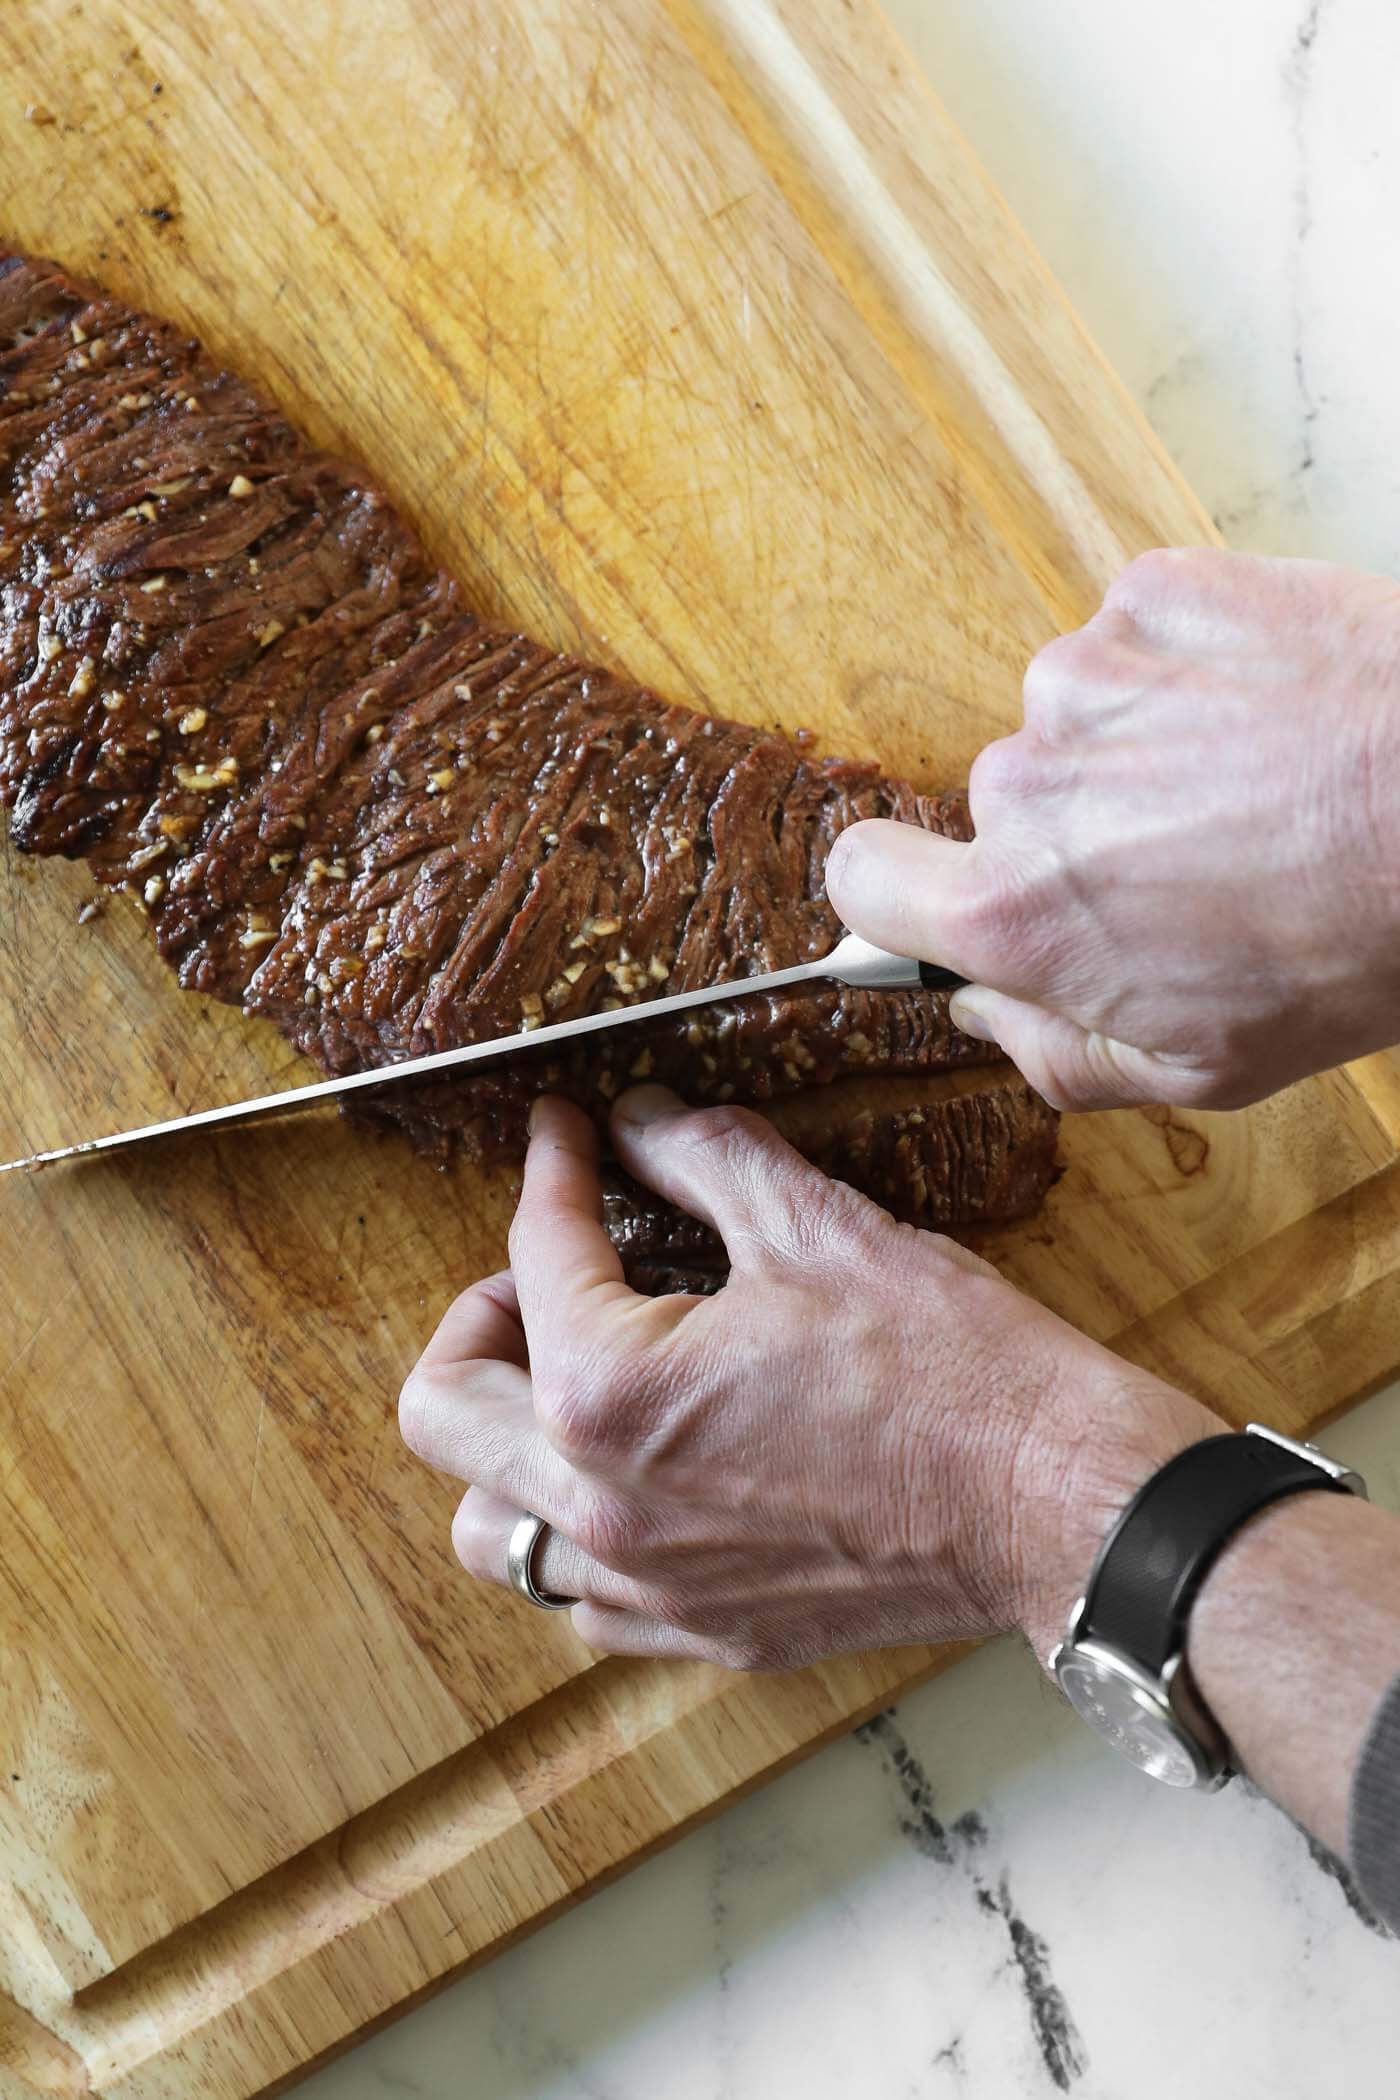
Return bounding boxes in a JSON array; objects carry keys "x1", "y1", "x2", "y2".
[
  {"x1": 349, "y1": 976, "x2": 996, "y2": 1164},
  {"x1": 0, "y1": 251, "x2": 1057, "y2": 1267},
  {"x1": 602, "y1": 1178, "x2": 734, "y2": 1298}
]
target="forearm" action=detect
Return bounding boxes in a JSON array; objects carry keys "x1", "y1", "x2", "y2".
[{"x1": 1188, "y1": 1489, "x2": 1400, "y2": 1858}]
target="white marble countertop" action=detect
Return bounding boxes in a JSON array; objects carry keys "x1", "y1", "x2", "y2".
[{"x1": 305, "y1": 4, "x2": 1400, "y2": 2092}]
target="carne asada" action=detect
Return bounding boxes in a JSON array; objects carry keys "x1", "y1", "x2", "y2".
[{"x1": 0, "y1": 251, "x2": 1057, "y2": 1271}]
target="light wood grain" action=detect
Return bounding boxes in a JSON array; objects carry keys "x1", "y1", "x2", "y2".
[{"x1": 1, "y1": 2, "x2": 1398, "y2": 2095}]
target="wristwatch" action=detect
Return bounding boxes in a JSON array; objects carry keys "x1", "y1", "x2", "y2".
[{"x1": 1049, "y1": 1423, "x2": 1366, "y2": 1790}]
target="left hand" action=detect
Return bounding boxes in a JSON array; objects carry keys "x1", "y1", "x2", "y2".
[{"x1": 398, "y1": 1089, "x2": 1218, "y2": 1670}]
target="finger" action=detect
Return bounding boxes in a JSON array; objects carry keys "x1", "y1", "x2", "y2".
[
  {"x1": 509, "y1": 1095, "x2": 634, "y2": 1338},
  {"x1": 401, "y1": 1269, "x2": 533, "y2": 1471},
  {"x1": 416, "y1": 1269, "x2": 527, "y2": 1374},
  {"x1": 609, "y1": 1086, "x2": 862, "y2": 1267},
  {"x1": 451, "y1": 1488, "x2": 652, "y2": 1611},
  {"x1": 401, "y1": 1365, "x2": 580, "y2": 1510},
  {"x1": 570, "y1": 1600, "x2": 744, "y2": 1665},
  {"x1": 948, "y1": 986, "x2": 1217, "y2": 1112},
  {"x1": 399, "y1": 1293, "x2": 582, "y2": 1510},
  {"x1": 825, "y1": 818, "x2": 986, "y2": 980}
]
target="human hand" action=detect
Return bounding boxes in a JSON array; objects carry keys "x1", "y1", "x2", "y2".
[
  {"x1": 398, "y1": 1091, "x2": 1220, "y2": 1670},
  {"x1": 827, "y1": 550, "x2": 1400, "y2": 1109}
]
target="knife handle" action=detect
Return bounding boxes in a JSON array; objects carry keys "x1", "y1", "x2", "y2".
[{"x1": 824, "y1": 934, "x2": 968, "y2": 995}]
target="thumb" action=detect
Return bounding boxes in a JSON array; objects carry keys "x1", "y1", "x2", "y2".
[
  {"x1": 949, "y1": 987, "x2": 1211, "y2": 1112},
  {"x1": 825, "y1": 818, "x2": 988, "y2": 978},
  {"x1": 609, "y1": 1086, "x2": 857, "y2": 1267}
]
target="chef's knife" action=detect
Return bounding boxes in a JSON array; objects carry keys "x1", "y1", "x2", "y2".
[{"x1": 0, "y1": 937, "x2": 966, "y2": 1175}]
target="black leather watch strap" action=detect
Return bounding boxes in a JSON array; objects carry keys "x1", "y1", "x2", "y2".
[{"x1": 1080, "y1": 1432, "x2": 1344, "y2": 1676}]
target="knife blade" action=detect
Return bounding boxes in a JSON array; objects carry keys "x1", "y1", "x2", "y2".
[{"x1": 0, "y1": 936, "x2": 965, "y2": 1176}]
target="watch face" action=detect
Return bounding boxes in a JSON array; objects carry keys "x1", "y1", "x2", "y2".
[{"x1": 1055, "y1": 1650, "x2": 1203, "y2": 1787}]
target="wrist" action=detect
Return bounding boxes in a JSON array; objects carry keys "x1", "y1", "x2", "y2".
[
  {"x1": 1010, "y1": 1369, "x2": 1227, "y2": 1665},
  {"x1": 1186, "y1": 1485, "x2": 1398, "y2": 1854},
  {"x1": 1327, "y1": 685, "x2": 1400, "y2": 984}
]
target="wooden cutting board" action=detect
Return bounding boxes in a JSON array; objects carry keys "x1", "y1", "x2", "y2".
[{"x1": 3, "y1": 3, "x2": 1400, "y2": 2093}]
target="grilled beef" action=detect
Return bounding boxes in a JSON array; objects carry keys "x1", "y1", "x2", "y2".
[{"x1": 0, "y1": 252, "x2": 1057, "y2": 1268}]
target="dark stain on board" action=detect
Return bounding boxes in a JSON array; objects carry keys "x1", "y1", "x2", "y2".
[{"x1": 1141, "y1": 1102, "x2": 1210, "y2": 1177}]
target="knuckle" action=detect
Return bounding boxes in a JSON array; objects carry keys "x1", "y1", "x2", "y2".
[
  {"x1": 1021, "y1": 634, "x2": 1083, "y2": 723},
  {"x1": 757, "y1": 1163, "x2": 880, "y2": 1276},
  {"x1": 674, "y1": 1102, "x2": 770, "y2": 1163},
  {"x1": 1020, "y1": 687, "x2": 1069, "y2": 748},
  {"x1": 817, "y1": 1180, "x2": 898, "y2": 1267},
  {"x1": 534, "y1": 1360, "x2": 609, "y2": 1464},
  {"x1": 1021, "y1": 631, "x2": 1123, "y2": 741},
  {"x1": 574, "y1": 1494, "x2": 647, "y2": 1573},
  {"x1": 968, "y1": 730, "x2": 1039, "y2": 809},
  {"x1": 667, "y1": 1106, "x2": 807, "y2": 1255},
  {"x1": 636, "y1": 1580, "x2": 693, "y2": 1628},
  {"x1": 1106, "y1": 545, "x2": 1187, "y2": 606},
  {"x1": 396, "y1": 1366, "x2": 436, "y2": 1457}
]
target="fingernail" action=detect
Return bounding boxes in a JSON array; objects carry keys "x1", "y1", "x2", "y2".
[
  {"x1": 825, "y1": 824, "x2": 869, "y2": 898},
  {"x1": 948, "y1": 990, "x2": 996, "y2": 1044},
  {"x1": 612, "y1": 1082, "x2": 684, "y2": 1128},
  {"x1": 527, "y1": 1092, "x2": 568, "y2": 1135}
]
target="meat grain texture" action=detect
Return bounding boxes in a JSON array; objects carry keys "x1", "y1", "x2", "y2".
[{"x1": 0, "y1": 253, "x2": 1057, "y2": 1289}]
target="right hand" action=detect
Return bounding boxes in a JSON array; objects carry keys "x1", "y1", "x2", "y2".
[{"x1": 827, "y1": 548, "x2": 1400, "y2": 1110}]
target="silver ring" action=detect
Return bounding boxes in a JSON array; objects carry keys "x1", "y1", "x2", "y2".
[{"x1": 506, "y1": 1511, "x2": 577, "y2": 1611}]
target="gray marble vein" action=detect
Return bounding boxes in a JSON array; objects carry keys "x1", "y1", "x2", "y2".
[{"x1": 1284, "y1": 3, "x2": 1323, "y2": 495}]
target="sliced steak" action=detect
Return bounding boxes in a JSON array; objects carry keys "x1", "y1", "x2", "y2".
[
  {"x1": 0, "y1": 251, "x2": 1057, "y2": 1268},
  {"x1": 348, "y1": 975, "x2": 996, "y2": 1165}
]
